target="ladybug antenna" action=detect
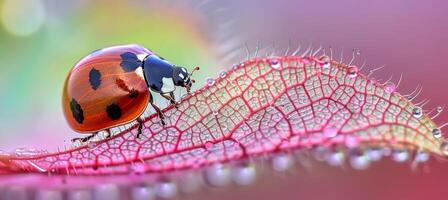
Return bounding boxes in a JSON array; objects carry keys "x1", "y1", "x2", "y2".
[{"x1": 190, "y1": 66, "x2": 200, "y2": 76}]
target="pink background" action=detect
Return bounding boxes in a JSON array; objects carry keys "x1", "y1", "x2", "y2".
[
  {"x1": 0, "y1": 0, "x2": 447, "y2": 199},
  {"x1": 194, "y1": 1, "x2": 448, "y2": 199}
]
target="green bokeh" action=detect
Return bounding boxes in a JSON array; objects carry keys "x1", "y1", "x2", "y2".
[{"x1": 0, "y1": 1, "x2": 219, "y2": 140}]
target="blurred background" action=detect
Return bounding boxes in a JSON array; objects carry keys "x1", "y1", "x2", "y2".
[{"x1": 0, "y1": 0, "x2": 447, "y2": 199}]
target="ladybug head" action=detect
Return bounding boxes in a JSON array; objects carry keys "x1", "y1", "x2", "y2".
[{"x1": 173, "y1": 66, "x2": 199, "y2": 93}]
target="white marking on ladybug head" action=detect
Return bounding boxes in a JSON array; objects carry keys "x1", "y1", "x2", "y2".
[
  {"x1": 161, "y1": 77, "x2": 175, "y2": 93},
  {"x1": 137, "y1": 54, "x2": 147, "y2": 62},
  {"x1": 179, "y1": 73, "x2": 185, "y2": 79},
  {"x1": 181, "y1": 68, "x2": 187, "y2": 73},
  {"x1": 135, "y1": 67, "x2": 145, "y2": 80}
]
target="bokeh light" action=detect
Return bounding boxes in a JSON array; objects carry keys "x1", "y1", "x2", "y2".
[{"x1": 1, "y1": 0, "x2": 46, "y2": 36}]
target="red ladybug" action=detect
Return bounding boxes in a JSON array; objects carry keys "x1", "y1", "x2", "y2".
[{"x1": 62, "y1": 44, "x2": 199, "y2": 142}]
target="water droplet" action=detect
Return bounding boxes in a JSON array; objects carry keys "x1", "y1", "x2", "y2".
[
  {"x1": 350, "y1": 153, "x2": 370, "y2": 170},
  {"x1": 205, "y1": 164, "x2": 231, "y2": 187},
  {"x1": 354, "y1": 49, "x2": 361, "y2": 56},
  {"x1": 155, "y1": 181, "x2": 178, "y2": 199},
  {"x1": 206, "y1": 77, "x2": 215, "y2": 86},
  {"x1": 347, "y1": 66, "x2": 358, "y2": 78},
  {"x1": 323, "y1": 126, "x2": 338, "y2": 138},
  {"x1": 322, "y1": 62, "x2": 330, "y2": 69},
  {"x1": 392, "y1": 150, "x2": 409, "y2": 162},
  {"x1": 432, "y1": 128, "x2": 442, "y2": 139},
  {"x1": 345, "y1": 136, "x2": 359, "y2": 148},
  {"x1": 312, "y1": 146, "x2": 330, "y2": 161},
  {"x1": 319, "y1": 55, "x2": 330, "y2": 63},
  {"x1": 366, "y1": 148, "x2": 383, "y2": 161},
  {"x1": 415, "y1": 151, "x2": 430, "y2": 163},
  {"x1": 326, "y1": 151, "x2": 345, "y2": 166},
  {"x1": 412, "y1": 107, "x2": 423, "y2": 118},
  {"x1": 212, "y1": 110, "x2": 219, "y2": 116},
  {"x1": 219, "y1": 70, "x2": 227, "y2": 78},
  {"x1": 131, "y1": 186, "x2": 156, "y2": 200},
  {"x1": 437, "y1": 106, "x2": 443, "y2": 113},
  {"x1": 205, "y1": 142, "x2": 214, "y2": 150},
  {"x1": 232, "y1": 163, "x2": 256, "y2": 186},
  {"x1": 271, "y1": 153, "x2": 294, "y2": 172},
  {"x1": 384, "y1": 82, "x2": 396, "y2": 93},
  {"x1": 441, "y1": 142, "x2": 448, "y2": 156},
  {"x1": 270, "y1": 59, "x2": 281, "y2": 69}
]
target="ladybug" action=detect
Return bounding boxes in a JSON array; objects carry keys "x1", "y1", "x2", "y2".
[{"x1": 62, "y1": 44, "x2": 199, "y2": 142}]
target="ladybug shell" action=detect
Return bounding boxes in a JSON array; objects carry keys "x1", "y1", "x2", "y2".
[{"x1": 63, "y1": 44, "x2": 153, "y2": 133}]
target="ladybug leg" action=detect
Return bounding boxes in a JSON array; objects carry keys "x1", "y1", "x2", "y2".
[
  {"x1": 81, "y1": 134, "x2": 96, "y2": 142},
  {"x1": 161, "y1": 92, "x2": 178, "y2": 108},
  {"x1": 149, "y1": 92, "x2": 166, "y2": 125},
  {"x1": 136, "y1": 118, "x2": 144, "y2": 138},
  {"x1": 170, "y1": 92, "x2": 179, "y2": 107},
  {"x1": 105, "y1": 129, "x2": 111, "y2": 139},
  {"x1": 71, "y1": 132, "x2": 98, "y2": 143}
]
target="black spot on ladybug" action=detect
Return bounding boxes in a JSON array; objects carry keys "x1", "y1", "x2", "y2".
[
  {"x1": 70, "y1": 98, "x2": 84, "y2": 124},
  {"x1": 106, "y1": 104, "x2": 122, "y2": 120},
  {"x1": 120, "y1": 52, "x2": 142, "y2": 72},
  {"x1": 128, "y1": 89, "x2": 139, "y2": 98},
  {"x1": 89, "y1": 68, "x2": 101, "y2": 90}
]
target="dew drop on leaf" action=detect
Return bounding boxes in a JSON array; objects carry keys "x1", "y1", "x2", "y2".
[
  {"x1": 327, "y1": 151, "x2": 345, "y2": 166},
  {"x1": 350, "y1": 153, "x2": 370, "y2": 170},
  {"x1": 366, "y1": 148, "x2": 384, "y2": 161},
  {"x1": 270, "y1": 59, "x2": 280, "y2": 69},
  {"x1": 323, "y1": 62, "x2": 330, "y2": 69},
  {"x1": 345, "y1": 136, "x2": 360, "y2": 148},
  {"x1": 219, "y1": 70, "x2": 227, "y2": 78},
  {"x1": 432, "y1": 128, "x2": 442, "y2": 138},
  {"x1": 347, "y1": 66, "x2": 358, "y2": 78},
  {"x1": 412, "y1": 107, "x2": 423, "y2": 118},
  {"x1": 384, "y1": 82, "x2": 396, "y2": 93},
  {"x1": 441, "y1": 142, "x2": 448, "y2": 156},
  {"x1": 392, "y1": 150, "x2": 409, "y2": 162},
  {"x1": 206, "y1": 77, "x2": 215, "y2": 86},
  {"x1": 415, "y1": 151, "x2": 430, "y2": 163}
]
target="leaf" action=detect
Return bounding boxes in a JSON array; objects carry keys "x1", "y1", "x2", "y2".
[{"x1": 0, "y1": 55, "x2": 445, "y2": 176}]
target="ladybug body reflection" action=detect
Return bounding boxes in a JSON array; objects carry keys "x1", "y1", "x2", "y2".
[{"x1": 62, "y1": 44, "x2": 198, "y2": 142}]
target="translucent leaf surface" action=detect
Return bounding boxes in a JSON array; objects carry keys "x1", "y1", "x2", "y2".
[{"x1": 0, "y1": 55, "x2": 445, "y2": 178}]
